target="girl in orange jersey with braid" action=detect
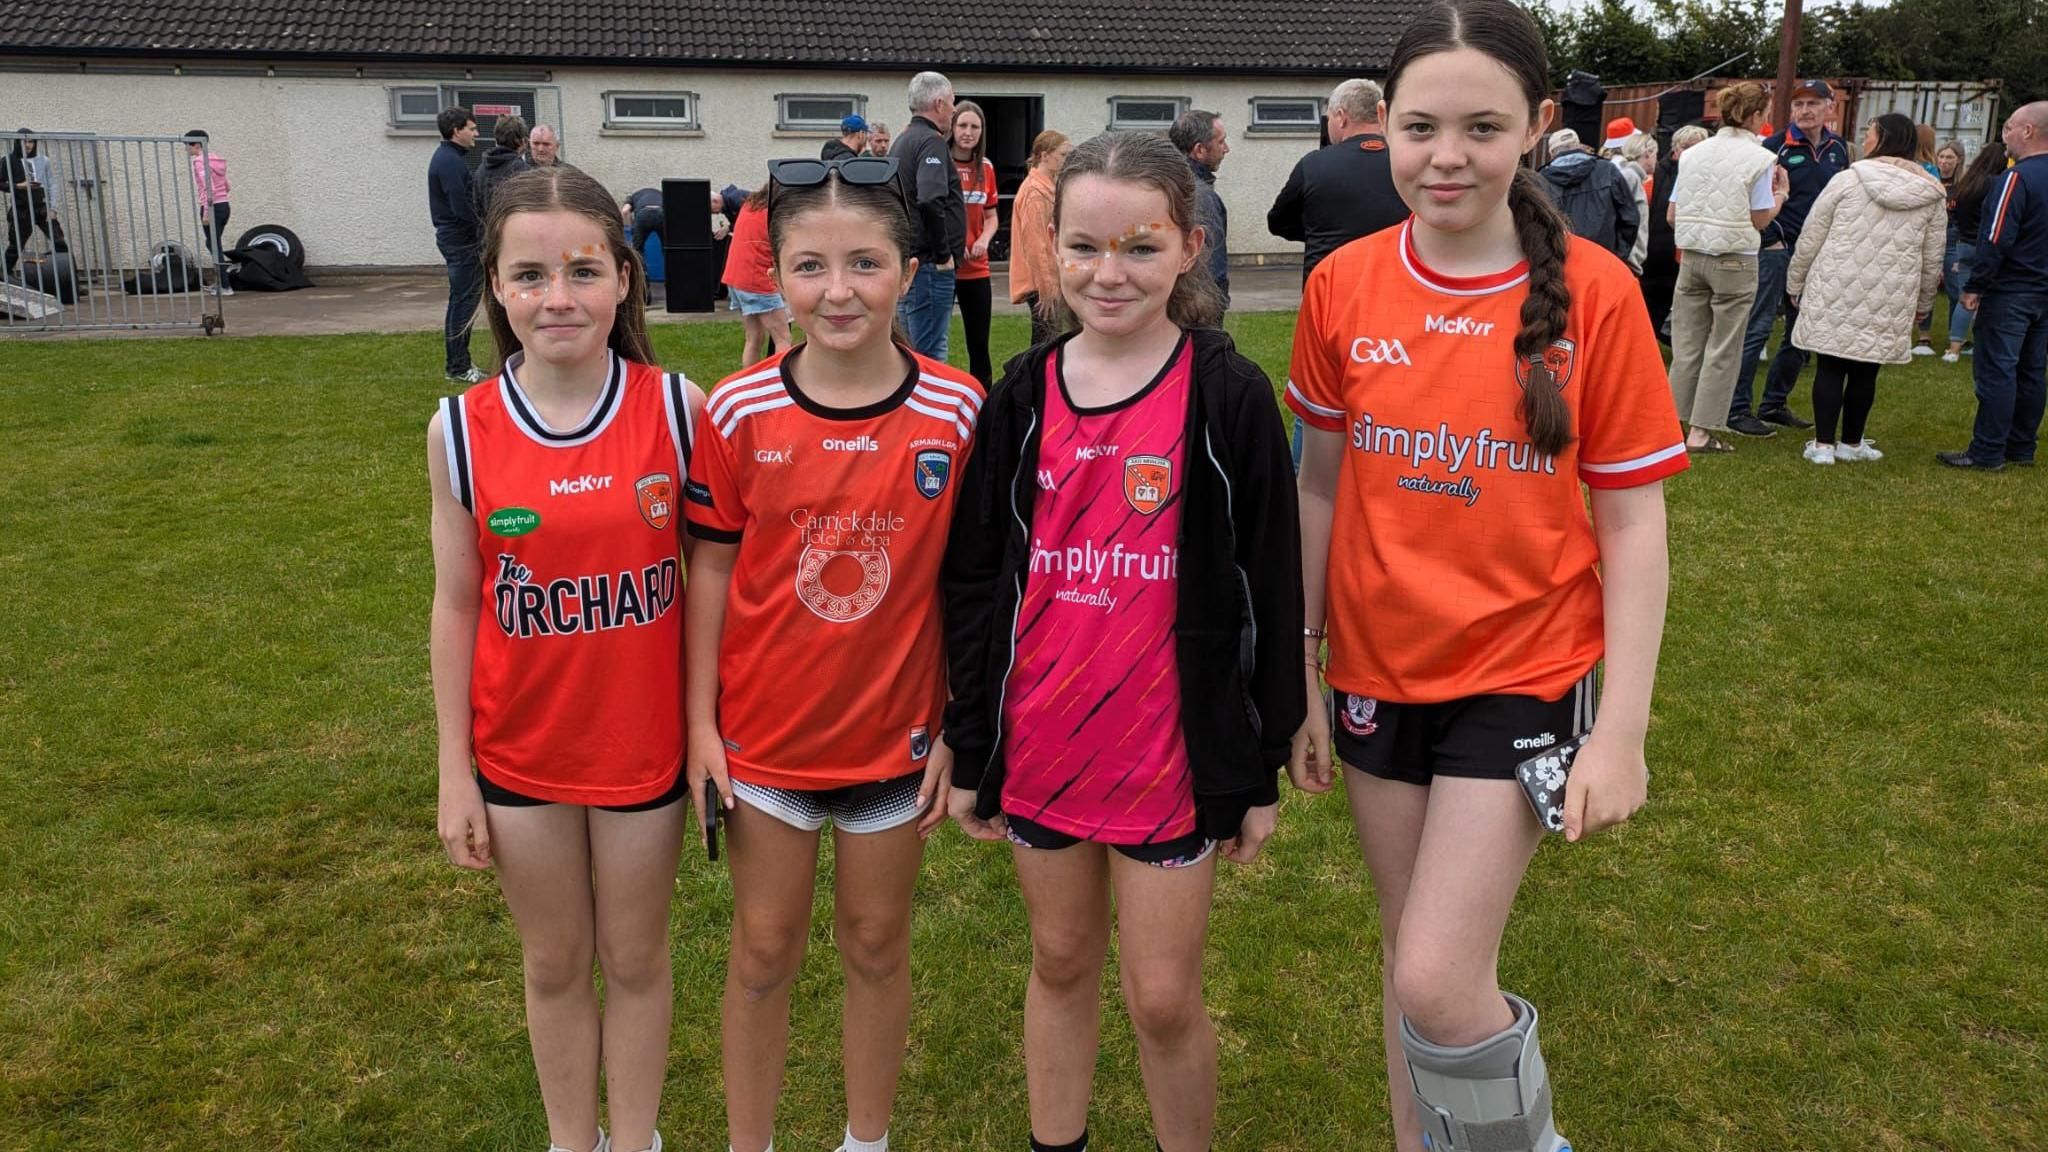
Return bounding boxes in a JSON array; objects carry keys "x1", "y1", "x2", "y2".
[
  {"x1": 683, "y1": 155, "x2": 983, "y2": 1152},
  {"x1": 429, "y1": 166, "x2": 703, "y2": 1152},
  {"x1": 1288, "y1": 3, "x2": 1686, "y2": 1149}
]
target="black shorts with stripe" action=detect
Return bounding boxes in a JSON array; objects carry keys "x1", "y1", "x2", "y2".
[{"x1": 1333, "y1": 668, "x2": 1598, "y2": 786}]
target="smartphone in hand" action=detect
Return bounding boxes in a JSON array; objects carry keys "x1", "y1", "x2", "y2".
[
  {"x1": 1516, "y1": 735, "x2": 1589, "y2": 835},
  {"x1": 702, "y1": 777, "x2": 721, "y2": 861}
]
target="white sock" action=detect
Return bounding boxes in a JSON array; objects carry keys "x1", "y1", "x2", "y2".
[
  {"x1": 730, "y1": 1143, "x2": 771, "y2": 1152},
  {"x1": 842, "y1": 1127, "x2": 889, "y2": 1152}
]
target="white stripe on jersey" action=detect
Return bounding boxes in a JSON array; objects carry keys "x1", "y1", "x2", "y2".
[
  {"x1": 718, "y1": 395, "x2": 797, "y2": 437},
  {"x1": 662, "y1": 372, "x2": 695, "y2": 480},
  {"x1": 905, "y1": 397, "x2": 973, "y2": 443},
  {"x1": 1286, "y1": 379, "x2": 1345, "y2": 419},
  {"x1": 710, "y1": 381, "x2": 787, "y2": 429},
  {"x1": 916, "y1": 372, "x2": 983, "y2": 418},
  {"x1": 1580, "y1": 442, "x2": 1687, "y2": 475},
  {"x1": 439, "y1": 395, "x2": 473, "y2": 513},
  {"x1": 707, "y1": 366, "x2": 783, "y2": 420}
]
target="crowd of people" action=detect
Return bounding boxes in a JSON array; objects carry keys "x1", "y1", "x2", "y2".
[{"x1": 414, "y1": 9, "x2": 2044, "y2": 1152}]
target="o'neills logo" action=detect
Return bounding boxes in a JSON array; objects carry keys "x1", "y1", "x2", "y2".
[{"x1": 822, "y1": 435, "x2": 880, "y2": 452}]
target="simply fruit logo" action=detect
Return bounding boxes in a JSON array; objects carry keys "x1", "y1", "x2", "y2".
[{"x1": 487, "y1": 507, "x2": 540, "y2": 537}]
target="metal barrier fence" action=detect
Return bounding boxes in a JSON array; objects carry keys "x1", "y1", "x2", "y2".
[{"x1": 3, "y1": 132, "x2": 226, "y2": 335}]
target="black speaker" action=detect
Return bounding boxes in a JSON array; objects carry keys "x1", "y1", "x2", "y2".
[
  {"x1": 662, "y1": 179, "x2": 717, "y2": 313},
  {"x1": 1658, "y1": 90, "x2": 1708, "y2": 141}
]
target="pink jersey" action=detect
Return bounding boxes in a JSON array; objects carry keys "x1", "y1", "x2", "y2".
[{"x1": 1000, "y1": 336, "x2": 1196, "y2": 844}]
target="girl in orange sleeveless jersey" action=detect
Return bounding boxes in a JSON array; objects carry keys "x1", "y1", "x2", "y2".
[
  {"x1": 1287, "y1": 3, "x2": 1686, "y2": 1149},
  {"x1": 429, "y1": 165, "x2": 704, "y2": 1152},
  {"x1": 682, "y1": 156, "x2": 984, "y2": 1152}
]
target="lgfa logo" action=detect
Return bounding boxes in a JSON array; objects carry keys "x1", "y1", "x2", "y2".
[
  {"x1": 822, "y1": 435, "x2": 881, "y2": 452},
  {"x1": 1424, "y1": 314, "x2": 1495, "y2": 337},
  {"x1": 550, "y1": 473, "x2": 613, "y2": 496},
  {"x1": 1350, "y1": 337, "x2": 1412, "y2": 366}
]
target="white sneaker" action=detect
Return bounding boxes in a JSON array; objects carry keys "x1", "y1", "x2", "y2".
[
  {"x1": 547, "y1": 1127, "x2": 606, "y2": 1152},
  {"x1": 447, "y1": 366, "x2": 488, "y2": 385},
  {"x1": 1802, "y1": 440, "x2": 1836, "y2": 465},
  {"x1": 1941, "y1": 350, "x2": 1960, "y2": 363},
  {"x1": 1835, "y1": 439, "x2": 1884, "y2": 462},
  {"x1": 1912, "y1": 343, "x2": 1935, "y2": 356}
]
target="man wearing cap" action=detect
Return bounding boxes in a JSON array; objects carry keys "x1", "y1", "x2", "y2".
[
  {"x1": 1940, "y1": 100, "x2": 2048, "y2": 470},
  {"x1": 822, "y1": 115, "x2": 869, "y2": 162},
  {"x1": 1602, "y1": 116, "x2": 1641, "y2": 155},
  {"x1": 1727, "y1": 78, "x2": 1851, "y2": 437},
  {"x1": 1538, "y1": 127, "x2": 1639, "y2": 262}
]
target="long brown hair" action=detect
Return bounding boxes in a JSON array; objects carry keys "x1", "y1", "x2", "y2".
[
  {"x1": 479, "y1": 166, "x2": 654, "y2": 368},
  {"x1": 1383, "y1": 0, "x2": 1573, "y2": 456},
  {"x1": 951, "y1": 100, "x2": 989, "y2": 191},
  {"x1": 1954, "y1": 140, "x2": 2009, "y2": 206},
  {"x1": 1046, "y1": 131, "x2": 1225, "y2": 335}
]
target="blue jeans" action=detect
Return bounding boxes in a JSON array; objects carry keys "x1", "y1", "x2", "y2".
[
  {"x1": 1966, "y1": 291, "x2": 2048, "y2": 464},
  {"x1": 437, "y1": 238, "x2": 484, "y2": 376},
  {"x1": 1729, "y1": 245, "x2": 1807, "y2": 420},
  {"x1": 898, "y1": 262, "x2": 956, "y2": 361},
  {"x1": 1944, "y1": 241, "x2": 1977, "y2": 346}
]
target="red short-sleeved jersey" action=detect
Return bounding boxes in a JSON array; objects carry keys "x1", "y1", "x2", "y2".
[
  {"x1": 956, "y1": 157, "x2": 998, "y2": 280},
  {"x1": 685, "y1": 345, "x2": 984, "y2": 789},
  {"x1": 441, "y1": 353, "x2": 695, "y2": 805},
  {"x1": 1287, "y1": 221, "x2": 1687, "y2": 704},
  {"x1": 721, "y1": 201, "x2": 776, "y2": 296}
]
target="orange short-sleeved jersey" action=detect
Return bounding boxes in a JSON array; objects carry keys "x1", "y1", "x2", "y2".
[
  {"x1": 442, "y1": 354, "x2": 694, "y2": 805},
  {"x1": 1287, "y1": 221, "x2": 1687, "y2": 704},
  {"x1": 685, "y1": 345, "x2": 984, "y2": 789}
]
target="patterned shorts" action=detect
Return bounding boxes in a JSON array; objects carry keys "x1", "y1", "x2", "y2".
[
  {"x1": 1004, "y1": 811, "x2": 1215, "y2": 869},
  {"x1": 731, "y1": 770, "x2": 925, "y2": 834}
]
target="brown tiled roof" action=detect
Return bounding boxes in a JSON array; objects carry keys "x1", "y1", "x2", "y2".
[{"x1": 0, "y1": 0, "x2": 1422, "y2": 73}]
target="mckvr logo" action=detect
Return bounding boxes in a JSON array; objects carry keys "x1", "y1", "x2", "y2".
[
  {"x1": 1513, "y1": 732, "x2": 1559, "y2": 751},
  {"x1": 1425, "y1": 314, "x2": 1495, "y2": 337},
  {"x1": 1350, "y1": 337, "x2": 1412, "y2": 366},
  {"x1": 822, "y1": 435, "x2": 880, "y2": 452},
  {"x1": 1075, "y1": 444, "x2": 1120, "y2": 461},
  {"x1": 549, "y1": 473, "x2": 613, "y2": 496}
]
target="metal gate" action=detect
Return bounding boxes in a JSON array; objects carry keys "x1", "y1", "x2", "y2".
[{"x1": 2, "y1": 132, "x2": 227, "y2": 336}]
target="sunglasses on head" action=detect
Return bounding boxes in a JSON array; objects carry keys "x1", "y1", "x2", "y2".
[{"x1": 766, "y1": 156, "x2": 912, "y2": 219}]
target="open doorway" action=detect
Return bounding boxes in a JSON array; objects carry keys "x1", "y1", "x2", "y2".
[{"x1": 956, "y1": 94, "x2": 1044, "y2": 261}]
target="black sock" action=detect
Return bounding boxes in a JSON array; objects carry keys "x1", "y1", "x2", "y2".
[{"x1": 1029, "y1": 1133, "x2": 1086, "y2": 1152}]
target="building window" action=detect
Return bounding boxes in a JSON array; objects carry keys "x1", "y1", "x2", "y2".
[
  {"x1": 604, "y1": 91, "x2": 699, "y2": 130},
  {"x1": 1249, "y1": 97, "x2": 1324, "y2": 135},
  {"x1": 388, "y1": 86, "x2": 442, "y2": 129},
  {"x1": 1108, "y1": 96, "x2": 1189, "y2": 132},
  {"x1": 778, "y1": 94, "x2": 866, "y2": 132}
]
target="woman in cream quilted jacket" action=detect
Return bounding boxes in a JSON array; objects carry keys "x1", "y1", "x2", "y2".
[{"x1": 1787, "y1": 112, "x2": 1947, "y2": 464}]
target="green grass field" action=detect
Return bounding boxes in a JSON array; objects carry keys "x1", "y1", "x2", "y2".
[{"x1": 2, "y1": 314, "x2": 2044, "y2": 1151}]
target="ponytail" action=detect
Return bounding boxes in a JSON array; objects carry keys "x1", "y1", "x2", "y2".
[{"x1": 1507, "y1": 167, "x2": 1574, "y2": 456}]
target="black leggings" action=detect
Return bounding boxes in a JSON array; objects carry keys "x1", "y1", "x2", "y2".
[
  {"x1": 1811, "y1": 353, "x2": 1882, "y2": 445},
  {"x1": 956, "y1": 274, "x2": 993, "y2": 386}
]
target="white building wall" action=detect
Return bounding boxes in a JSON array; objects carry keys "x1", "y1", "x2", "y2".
[{"x1": 1, "y1": 63, "x2": 1349, "y2": 267}]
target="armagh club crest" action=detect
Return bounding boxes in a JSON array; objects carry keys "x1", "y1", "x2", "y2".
[
  {"x1": 1342, "y1": 694, "x2": 1379, "y2": 737},
  {"x1": 635, "y1": 473, "x2": 674, "y2": 530},
  {"x1": 913, "y1": 449, "x2": 951, "y2": 499},
  {"x1": 1123, "y1": 455, "x2": 1172, "y2": 515},
  {"x1": 1513, "y1": 337, "x2": 1578, "y2": 393}
]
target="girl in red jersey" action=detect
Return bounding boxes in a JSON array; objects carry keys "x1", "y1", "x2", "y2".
[
  {"x1": 941, "y1": 131, "x2": 1304, "y2": 1152},
  {"x1": 950, "y1": 101, "x2": 1001, "y2": 385},
  {"x1": 683, "y1": 155, "x2": 984, "y2": 1152},
  {"x1": 429, "y1": 166, "x2": 703, "y2": 1152},
  {"x1": 1287, "y1": 3, "x2": 1687, "y2": 1149}
]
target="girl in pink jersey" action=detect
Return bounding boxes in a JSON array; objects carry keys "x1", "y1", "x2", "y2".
[
  {"x1": 428, "y1": 166, "x2": 704, "y2": 1152},
  {"x1": 941, "y1": 131, "x2": 1304, "y2": 1152}
]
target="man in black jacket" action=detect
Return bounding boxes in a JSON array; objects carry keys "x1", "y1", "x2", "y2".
[
  {"x1": 821, "y1": 115, "x2": 869, "y2": 161},
  {"x1": 471, "y1": 115, "x2": 531, "y2": 224},
  {"x1": 1537, "y1": 128, "x2": 1638, "y2": 262},
  {"x1": 1267, "y1": 79, "x2": 1408, "y2": 281},
  {"x1": 889, "y1": 71, "x2": 965, "y2": 359},
  {"x1": 426, "y1": 106, "x2": 484, "y2": 383}
]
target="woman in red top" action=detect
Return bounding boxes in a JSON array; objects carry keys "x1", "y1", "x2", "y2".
[
  {"x1": 430, "y1": 166, "x2": 705, "y2": 1152},
  {"x1": 721, "y1": 188, "x2": 793, "y2": 367},
  {"x1": 951, "y1": 101, "x2": 1002, "y2": 385}
]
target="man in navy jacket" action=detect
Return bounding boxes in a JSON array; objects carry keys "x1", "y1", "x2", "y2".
[
  {"x1": 427, "y1": 106, "x2": 484, "y2": 384},
  {"x1": 1941, "y1": 102, "x2": 2048, "y2": 470},
  {"x1": 1727, "y1": 79, "x2": 1850, "y2": 437}
]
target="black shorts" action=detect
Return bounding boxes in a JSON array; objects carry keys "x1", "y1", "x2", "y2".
[
  {"x1": 1004, "y1": 812, "x2": 1215, "y2": 868},
  {"x1": 475, "y1": 766, "x2": 689, "y2": 813},
  {"x1": 1333, "y1": 668, "x2": 1598, "y2": 786}
]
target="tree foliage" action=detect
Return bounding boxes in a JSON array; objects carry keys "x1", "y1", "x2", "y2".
[{"x1": 1531, "y1": 0, "x2": 2045, "y2": 105}]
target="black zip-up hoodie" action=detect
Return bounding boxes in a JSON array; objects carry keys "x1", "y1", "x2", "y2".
[{"x1": 941, "y1": 327, "x2": 1305, "y2": 839}]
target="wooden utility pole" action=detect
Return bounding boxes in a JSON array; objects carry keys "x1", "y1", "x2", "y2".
[{"x1": 1773, "y1": 0, "x2": 1805, "y2": 129}]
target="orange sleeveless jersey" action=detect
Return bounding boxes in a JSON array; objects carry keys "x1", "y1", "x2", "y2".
[
  {"x1": 440, "y1": 353, "x2": 695, "y2": 805},
  {"x1": 1287, "y1": 222, "x2": 1688, "y2": 704},
  {"x1": 685, "y1": 345, "x2": 984, "y2": 790}
]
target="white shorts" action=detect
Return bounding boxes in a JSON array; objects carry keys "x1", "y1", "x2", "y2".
[{"x1": 731, "y1": 770, "x2": 925, "y2": 834}]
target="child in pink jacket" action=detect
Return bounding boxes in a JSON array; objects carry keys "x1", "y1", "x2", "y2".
[{"x1": 185, "y1": 129, "x2": 233, "y2": 293}]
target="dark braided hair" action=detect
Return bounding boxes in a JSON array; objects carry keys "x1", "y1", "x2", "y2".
[{"x1": 1384, "y1": 0, "x2": 1575, "y2": 455}]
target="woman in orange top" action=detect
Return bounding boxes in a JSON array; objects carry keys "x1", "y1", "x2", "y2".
[
  {"x1": 720, "y1": 187, "x2": 793, "y2": 367},
  {"x1": 1007, "y1": 129, "x2": 1070, "y2": 346}
]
